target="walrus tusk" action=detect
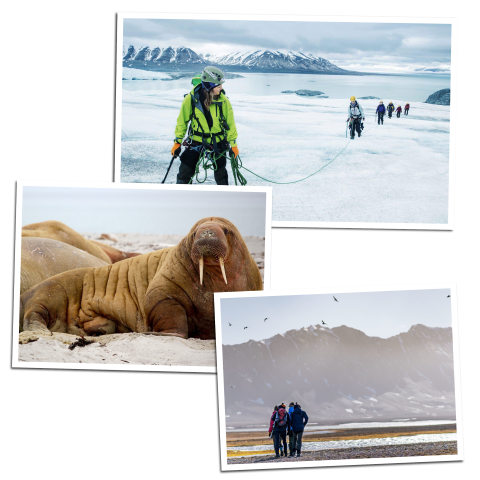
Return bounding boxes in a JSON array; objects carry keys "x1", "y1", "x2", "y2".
[
  {"x1": 219, "y1": 258, "x2": 228, "y2": 284},
  {"x1": 199, "y1": 255, "x2": 204, "y2": 285}
]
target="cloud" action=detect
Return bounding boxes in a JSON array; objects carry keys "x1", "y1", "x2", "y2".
[{"x1": 122, "y1": 19, "x2": 451, "y2": 70}]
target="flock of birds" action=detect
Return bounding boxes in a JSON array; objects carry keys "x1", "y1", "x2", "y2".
[
  {"x1": 228, "y1": 295, "x2": 340, "y2": 331},
  {"x1": 227, "y1": 293, "x2": 451, "y2": 390}
]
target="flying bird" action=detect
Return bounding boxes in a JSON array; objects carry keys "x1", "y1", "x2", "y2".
[
  {"x1": 322, "y1": 320, "x2": 327, "y2": 325},
  {"x1": 333, "y1": 296, "x2": 339, "y2": 302},
  {"x1": 229, "y1": 323, "x2": 232, "y2": 326},
  {"x1": 264, "y1": 318, "x2": 268, "y2": 322},
  {"x1": 230, "y1": 385, "x2": 235, "y2": 389},
  {"x1": 244, "y1": 327, "x2": 248, "y2": 330},
  {"x1": 447, "y1": 295, "x2": 451, "y2": 298}
]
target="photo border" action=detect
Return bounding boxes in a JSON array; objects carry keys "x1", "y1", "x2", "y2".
[
  {"x1": 12, "y1": 180, "x2": 272, "y2": 374},
  {"x1": 214, "y1": 284, "x2": 463, "y2": 470}
]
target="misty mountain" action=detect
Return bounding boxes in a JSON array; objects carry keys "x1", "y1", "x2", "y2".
[
  {"x1": 415, "y1": 67, "x2": 451, "y2": 73},
  {"x1": 222, "y1": 324, "x2": 455, "y2": 426}
]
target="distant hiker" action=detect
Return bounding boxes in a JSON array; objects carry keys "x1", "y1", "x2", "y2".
[
  {"x1": 376, "y1": 101, "x2": 386, "y2": 125},
  {"x1": 268, "y1": 405, "x2": 279, "y2": 451},
  {"x1": 387, "y1": 102, "x2": 395, "y2": 118},
  {"x1": 291, "y1": 403, "x2": 309, "y2": 457},
  {"x1": 270, "y1": 403, "x2": 290, "y2": 458},
  {"x1": 347, "y1": 96, "x2": 365, "y2": 140},
  {"x1": 288, "y1": 402, "x2": 295, "y2": 457},
  {"x1": 171, "y1": 66, "x2": 239, "y2": 185},
  {"x1": 396, "y1": 105, "x2": 402, "y2": 118},
  {"x1": 404, "y1": 103, "x2": 410, "y2": 116}
]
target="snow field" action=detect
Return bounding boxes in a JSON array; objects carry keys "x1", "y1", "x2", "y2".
[{"x1": 121, "y1": 90, "x2": 449, "y2": 223}]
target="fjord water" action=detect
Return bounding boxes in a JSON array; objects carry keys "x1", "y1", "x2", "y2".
[{"x1": 122, "y1": 70, "x2": 450, "y2": 102}]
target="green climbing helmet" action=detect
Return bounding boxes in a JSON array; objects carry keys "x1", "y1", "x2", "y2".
[
  {"x1": 191, "y1": 74, "x2": 202, "y2": 86},
  {"x1": 201, "y1": 66, "x2": 225, "y2": 85}
]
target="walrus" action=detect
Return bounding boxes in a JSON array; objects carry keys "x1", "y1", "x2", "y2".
[
  {"x1": 21, "y1": 220, "x2": 140, "y2": 264},
  {"x1": 20, "y1": 237, "x2": 109, "y2": 295},
  {"x1": 19, "y1": 217, "x2": 263, "y2": 339}
]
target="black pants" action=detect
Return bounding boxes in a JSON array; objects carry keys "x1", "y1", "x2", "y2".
[
  {"x1": 405, "y1": 109, "x2": 409, "y2": 116},
  {"x1": 396, "y1": 111, "x2": 401, "y2": 118},
  {"x1": 293, "y1": 430, "x2": 304, "y2": 453},
  {"x1": 176, "y1": 144, "x2": 228, "y2": 185},
  {"x1": 288, "y1": 431, "x2": 294, "y2": 454},
  {"x1": 350, "y1": 117, "x2": 362, "y2": 138},
  {"x1": 273, "y1": 430, "x2": 288, "y2": 455},
  {"x1": 378, "y1": 112, "x2": 384, "y2": 124},
  {"x1": 388, "y1": 111, "x2": 393, "y2": 118}
]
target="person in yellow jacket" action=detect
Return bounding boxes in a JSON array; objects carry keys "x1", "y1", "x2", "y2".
[{"x1": 171, "y1": 66, "x2": 239, "y2": 185}]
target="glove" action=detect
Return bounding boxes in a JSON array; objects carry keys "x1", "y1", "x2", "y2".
[
  {"x1": 231, "y1": 146, "x2": 239, "y2": 158},
  {"x1": 171, "y1": 143, "x2": 181, "y2": 157}
]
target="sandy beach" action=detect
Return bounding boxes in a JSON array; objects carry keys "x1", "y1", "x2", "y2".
[{"x1": 18, "y1": 232, "x2": 265, "y2": 367}]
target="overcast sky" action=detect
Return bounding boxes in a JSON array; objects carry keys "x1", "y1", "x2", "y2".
[
  {"x1": 123, "y1": 19, "x2": 451, "y2": 73},
  {"x1": 22, "y1": 186, "x2": 267, "y2": 236},
  {"x1": 220, "y1": 289, "x2": 452, "y2": 345}
]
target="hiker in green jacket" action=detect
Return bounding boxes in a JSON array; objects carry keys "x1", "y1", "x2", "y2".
[{"x1": 171, "y1": 66, "x2": 239, "y2": 185}]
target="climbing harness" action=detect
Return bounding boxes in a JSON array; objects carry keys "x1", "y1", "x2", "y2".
[{"x1": 165, "y1": 92, "x2": 381, "y2": 186}]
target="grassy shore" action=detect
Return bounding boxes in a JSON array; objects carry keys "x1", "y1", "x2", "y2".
[{"x1": 227, "y1": 423, "x2": 456, "y2": 447}]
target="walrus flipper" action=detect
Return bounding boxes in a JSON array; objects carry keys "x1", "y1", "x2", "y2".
[{"x1": 144, "y1": 285, "x2": 189, "y2": 339}]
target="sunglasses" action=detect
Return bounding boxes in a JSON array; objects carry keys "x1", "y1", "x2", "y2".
[{"x1": 202, "y1": 81, "x2": 222, "y2": 91}]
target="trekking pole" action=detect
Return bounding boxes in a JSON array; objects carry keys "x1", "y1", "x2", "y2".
[
  {"x1": 161, "y1": 155, "x2": 176, "y2": 184},
  {"x1": 345, "y1": 120, "x2": 349, "y2": 138}
]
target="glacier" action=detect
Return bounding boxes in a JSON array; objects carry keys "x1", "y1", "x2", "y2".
[{"x1": 120, "y1": 84, "x2": 450, "y2": 224}]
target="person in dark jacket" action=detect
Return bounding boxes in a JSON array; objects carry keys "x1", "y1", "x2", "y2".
[
  {"x1": 287, "y1": 402, "x2": 295, "y2": 456},
  {"x1": 347, "y1": 96, "x2": 365, "y2": 140},
  {"x1": 291, "y1": 403, "x2": 308, "y2": 457},
  {"x1": 270, "y1": 403, "x2": 290, "y2": 458},
  {"x1": 376, "y1": 101, "x2": 386, "y2": 125},
  {"x1": 387, "y1": 102, "x2": 394, "y2": 118},
  {"x1": 404, "y1": 103, "x2": 410, "y2": 116},
  {"x1": 268, "y1": 405, "x2": 278, "y2": 453},
  {"x1": 396, "y1": 105, "x2": 402, "y2": 118}
]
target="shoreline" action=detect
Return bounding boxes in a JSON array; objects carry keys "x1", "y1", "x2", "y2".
[
  {"x1": 227, "y1": 441, "x2": 458, "y2": 464},
  {"x1": 227, "y1": 423, "x2": 457, "y2": 448}
]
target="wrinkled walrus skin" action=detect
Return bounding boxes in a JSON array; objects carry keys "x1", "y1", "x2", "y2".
[
  {"x1": 22, "y1": 220, "x2": 140, "y2": 264},
  {"x1": 20, "y1": 217, "x2": 263, "y2": 339},
  {"x1": 21, "y1": 237, "x2": 108, "y2": 295}
]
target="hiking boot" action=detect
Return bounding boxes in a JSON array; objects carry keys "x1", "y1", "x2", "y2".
[
  {"x1": 350, "y1": 136, "x2": 354, "y2": 139},
  {"x1": 358, "y1": 133, "x2": 361, "y2": 137},
  {"x1": 297, "y1": 451, "x2": 302, "y2": 457},
  {"x1": 275, "y1": 454, "x2": 280, "y2": 459},
  {"x1": 289, "y1": 451, "x2": 295, "y2": 457}
]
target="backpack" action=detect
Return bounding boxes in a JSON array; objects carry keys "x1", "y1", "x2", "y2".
[{"x1": 276, "y1": 408, "x2": 288, "y2": 428}]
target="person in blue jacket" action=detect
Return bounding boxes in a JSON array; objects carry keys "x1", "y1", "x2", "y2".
[
  {"x1": 376, "y1": 101, "x2": 386, "y2": 125},
  {"x1": 270, "y1": 403, "x2": 291, "y2": 458},
  {"x1": 287, "y1": 402, "x2": 295, "y2": 457},
  {"x1": 291, "y1": 403, "x2": 309, "y2": 457}
]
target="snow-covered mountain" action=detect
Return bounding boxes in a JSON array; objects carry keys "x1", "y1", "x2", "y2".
[
  {"x1": 123, "y1": 46, "x2": 205, "y2": 64},
  {"x1": 222, "y1": 324, "x2": 455, "y2": 426},
  {"x1": 206, "y1": 49, "x2": 345, "y2": 73},
  {"x1": 123, "y1": 46, "x2": 347, "y2": 73}
]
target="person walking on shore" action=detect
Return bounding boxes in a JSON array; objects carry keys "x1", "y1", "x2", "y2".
[
  {"x1": 396, "y1": 105, "x2": 402, "y2": 118},
  {"x1": 387, "y1": 102, "x2": 395, "y2": 118},
  {"x1": 288, "y1": 402, "x2": 295, "y2": 457},
  {"x1": 268, "y1": 405, "x2": 279, "y2": 453},
  {"x1": 171, "y1": 66, "x2": 239, "y2": 185},
  {"x1": 291, "y1": 403, "x2": 309, "y2": 457},
  {"x1": 404, "y1": 103, "x2": 410, "y2": 116},
  {"x1": 376, "y1": 101, "x2": 386, "y2": 125},
  {"x1": 347, "y1": 96, "x2": 365, "y2": 139},
  {"x1": 271, "y1": 403, "x2": 290, "y2": 458}
]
